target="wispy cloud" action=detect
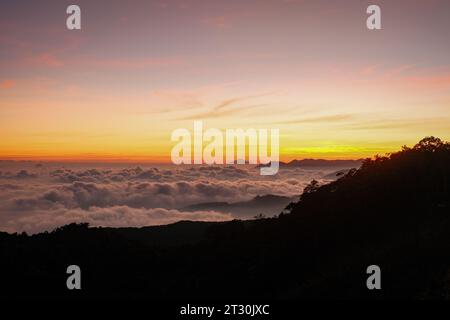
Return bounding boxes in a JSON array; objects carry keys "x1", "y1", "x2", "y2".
[
  {"x1": 202, "y1": 16, "x2": 232, "y2": 29},
  {"x1": 27, "y1": 53, "x2": 64, "y2": 68},
  {"x1": 80, "y1": 57, "x2": 184, "y2": 69},
  {"x1": 0, "y1": 79, "x2": 15, "y2": 89},
  {"x1": 402, "y1": 74, "x2": 450, "y2": 88},
  {"x1": 275, "y1": 114, "x2": 354, "y2": 125},
  {"x1": 23, "y1": 53, "x2": 183, "y2": 70},
  {"x1": 179, "y1": 93, "x2": 276, "y2": 120},
  {"x1": 348, "y1": 117, "x2": 450, "y2": 131}
]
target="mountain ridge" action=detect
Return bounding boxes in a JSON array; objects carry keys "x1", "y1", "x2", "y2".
[
  {"x1": 182, "y1": 194, "x2": 297, "y2": 218},
  {"x1": 1, "y1": 137, "x2": 449, "y2": 300}
]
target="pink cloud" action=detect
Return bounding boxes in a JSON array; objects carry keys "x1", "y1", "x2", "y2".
[
  {"x1": 27, "y1": 53, "x2": 64, "y2": 68},
  {"x1": 83, "y1": 57, "x2": 183, "y2": 69},
  {"x1": 202, "y1": 16, "x2": 232, "y2": 29},
  {"x1": 402, "y1": 75, "x2": 450, "y2": 88},
  {"x1": 360, "y1": 65, "x2": 379, "y2": 76},
  {"x1": 15, "y1": 52, "x2": 182, "y2": 71},
  {"x1": 0, "y1": 79, "x2": 15, "y2": 89}
]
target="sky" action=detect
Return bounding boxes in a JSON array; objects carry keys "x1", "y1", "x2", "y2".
[{"x1": 1, "y1": 0, "x2": 450, "y2": 162}]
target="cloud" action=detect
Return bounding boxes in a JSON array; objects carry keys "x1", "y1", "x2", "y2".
[
  {"x1": 29, "y1": 53, "x2": 64, "y2": 67},
  {"x1": 0, "y1": 183, "x2": 22, "y2": 191},
  {"x1": 180, "y1": 93, "x2": 276, "y2": 120},
  {"x1": 348, "y1": 117, "x2": 450, "y2": 131},
  {"x1": 0, "y1": 170, "x2": 37, "y2": 179},
  {"x1": 275, "y1": 114, "x2": 354, "y2": 125},
  {"x1": 79, "y1": 57, "x2": 183, "y2": 69},
  {"x1": 202, "y1": 16, "x2": 232, "y2": 29},
  {"x1": 12, "y1": 48, "x2": 182, "y2": 71},
  {"x1": 11, "y1": 177, "x2": 301, "y2": 211},
  {"x1": 0, "y1": 79, "x2": 15, "y2": 89},
  {"x1": 0, "y1": 163, "x2": 329, "y2": 233},
  {"x1": 402, "y1": 74, "x2": 450, "y2": 88},
  {"x1": 2, "y1": 205, "x2": 232, "y2": 235}
]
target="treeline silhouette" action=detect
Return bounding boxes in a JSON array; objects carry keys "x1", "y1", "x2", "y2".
[{"x1": 0, "y1": 137, "x2": 449, "y2": 299}]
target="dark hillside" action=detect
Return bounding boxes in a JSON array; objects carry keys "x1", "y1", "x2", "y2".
[{"x1": 0, "y1": 137, "x2": 449, "y2": 300}]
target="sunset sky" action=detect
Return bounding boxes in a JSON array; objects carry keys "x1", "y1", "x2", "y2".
[{"x1": 1, "y1": 0, "x2": 450, "y2": 162}]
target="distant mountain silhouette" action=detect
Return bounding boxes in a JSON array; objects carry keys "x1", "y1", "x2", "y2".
[
  {"x1": 286, "y1": 158, "x2": 364, "y2": 167},
  {"x1": 182, "y1": 194, "x2": 296, "y2": 218},
  {"x1": 257, "y1": 159, "x2": 363, "y2": 168},
  {"x1": 321, "y1": 168, "x2": 353, "y2": 179},
  {"x1": 0, "y1": 137, "x2": 449, "y2": 300}
]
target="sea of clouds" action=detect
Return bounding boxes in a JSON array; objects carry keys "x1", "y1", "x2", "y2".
[{"x1": 0, "y1": 161, "x2": 337, "y2": 234}]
